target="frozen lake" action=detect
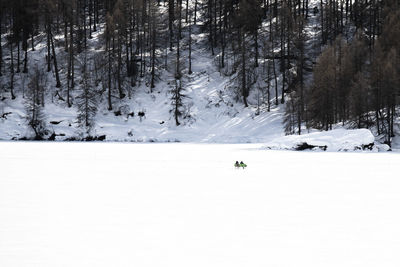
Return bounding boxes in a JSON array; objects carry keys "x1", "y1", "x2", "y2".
[{"x1": 1, "y1": 142, "x2": 399, "y2": 267}]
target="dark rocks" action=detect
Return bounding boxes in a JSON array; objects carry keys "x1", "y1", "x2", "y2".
[{"x1": 296, "y1": 142, "x2": 327, "y2": 151}]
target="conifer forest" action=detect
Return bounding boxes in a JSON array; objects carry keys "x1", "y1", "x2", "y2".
[{"x1": 0, "y1": 0, "x2": 399, "y2": 144}]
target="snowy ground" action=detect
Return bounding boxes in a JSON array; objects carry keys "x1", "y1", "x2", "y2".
[
  {"x1": 264, "y1": 128, "x2": 389, "y2": 152},
  {"x1": 1, "y1": 142, "x2": 400, "y2": 267},
  {"x1": 0, "y1": 1, "x2": 285, "y2": 143}
]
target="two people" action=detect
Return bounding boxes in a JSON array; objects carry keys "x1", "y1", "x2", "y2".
[{"x1": 235, "y1": 161, "x2": 247, "y2": 169}]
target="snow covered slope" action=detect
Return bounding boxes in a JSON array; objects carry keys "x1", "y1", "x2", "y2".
[
  {"x1": 0, "y1": 0, "x2": 392, "y2": 147},
  {"x1": 1, "y1": 142, "x2": 400, "y2": 267},
  {"x1": 0, "y1": 23, "x2": 286, "y2": 143}
]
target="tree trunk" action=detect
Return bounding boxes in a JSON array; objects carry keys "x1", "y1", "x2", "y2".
[
  {"x1": 185, "y1": 0, "x2": 189, "y2": 23},
  {"x1": 47, "y1": 21, "x2": 51, "y2": 72},
  {"x1": 50, "y1": 30, "x2": 61, "y2": 88},
  {"x1": 16, "y1": 38, "x2": 20, "y2": 73},
  {"x1": 280, "y1": 15, "x2": 285, "y2": 104},
  {"x1": 188, "y1": 10, "x2": 192, "y2": 75},
  {"x1": 64, "y1": 5, "x2": 68, "y2": 52},
  {"x1": 255, "y1": 28, "x2": 259, "y2": 67},
  {"x1": 10, "y1": 40, "x2": 15, "y2": 99},
  {"x1": 240, "y1": 28, "x2": 248, "y2": 107},
  {"x1": 209, "y1": 0, "x2": 214, "y2": 55},
  {"x1": 108, "y1": 39, "x2": 112, "y2": 110},
  {"x1": 151, "y1": 13, "x2": 156, "y2": 90},
  {"x1": 23, "y1": 44, "x2": 28, "y2": 73},
  {"x1": 176, "y1": 0, "x2": 182, "y2": 79},
  {"x1": 168, "y1": 0, "x2": 174, "y2": 50}
]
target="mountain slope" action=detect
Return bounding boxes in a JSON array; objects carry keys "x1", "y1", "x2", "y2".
[{"x1": 0, "y1": 19, "x2": 286, "y2": 142}]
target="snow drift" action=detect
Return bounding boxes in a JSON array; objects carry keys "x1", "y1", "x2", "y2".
[{"x1": 263, "y1": 129, "x2": 388, "y2": 152}]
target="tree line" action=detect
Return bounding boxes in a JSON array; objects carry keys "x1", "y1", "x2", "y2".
[
  {"x1": 0, "y1": 0, "x2": 399, "y2": 142},
  {"x1": 284, "y1": 0, "x2": 400, "y2": 146}
]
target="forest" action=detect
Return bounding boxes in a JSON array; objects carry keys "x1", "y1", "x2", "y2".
[{"x1": 0, "y1": 0, "x2": 399, "y2": 144}]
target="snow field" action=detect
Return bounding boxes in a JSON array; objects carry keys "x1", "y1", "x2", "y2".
[{"x1": 1, "y1": 142, "x2": 400, "y2": 267}]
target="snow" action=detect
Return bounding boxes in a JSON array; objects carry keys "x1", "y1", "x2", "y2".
[
  {"x1": 0, "y1": 42, "x2": 286, "y2": 143},
  {"x1": 1, "y1": 142, "x2": 400, "y2": 267},
  {"x1": 0, "y1": 0, "x2": 395, "y2": 148},
  {"x1": 0, "y1": 3, "x2": 287, "y2": 143},
  {"x1": 264, "y1": 128, "x2": 378, "y2": 151}
]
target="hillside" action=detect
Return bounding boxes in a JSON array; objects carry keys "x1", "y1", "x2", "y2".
[
  {"x1": 0, "y1": 17, "x2": 285, "y2": 143},
  {"x1": 0, "y1": 0, "x2": 399, "y2": 147}
]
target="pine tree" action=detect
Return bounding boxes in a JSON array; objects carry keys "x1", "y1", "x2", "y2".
[
  {"x1": 349, "y1": 71, "x2": 369, "y2": 128},
  {"x1": 307, "y1": 45, "x2": 336, "y2": 130},
  {"x1": 76, "y1": 59, "x2": 98, "y2": 134},
  {"x1": 25, "y1": 67, "x2": 47, "y2": 139},
  {"x1": 170, "y1": 80, "x2": 186, "y2": 126}
]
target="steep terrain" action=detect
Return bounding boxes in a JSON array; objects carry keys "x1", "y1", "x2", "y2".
[
  {"x1": 0, "y1": 0, "x2": 397, "y2": 148},
  {"x1": 0, "y1": 5, "x2": 287, "y2": 143}
]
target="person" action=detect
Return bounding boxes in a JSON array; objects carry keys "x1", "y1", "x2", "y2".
[
  {"x1": 234, "y1": 161, "x2": 240, "y2": 168},
  {"x1": 240, "y1": 161, "x2": 247, "y2": 169}
]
